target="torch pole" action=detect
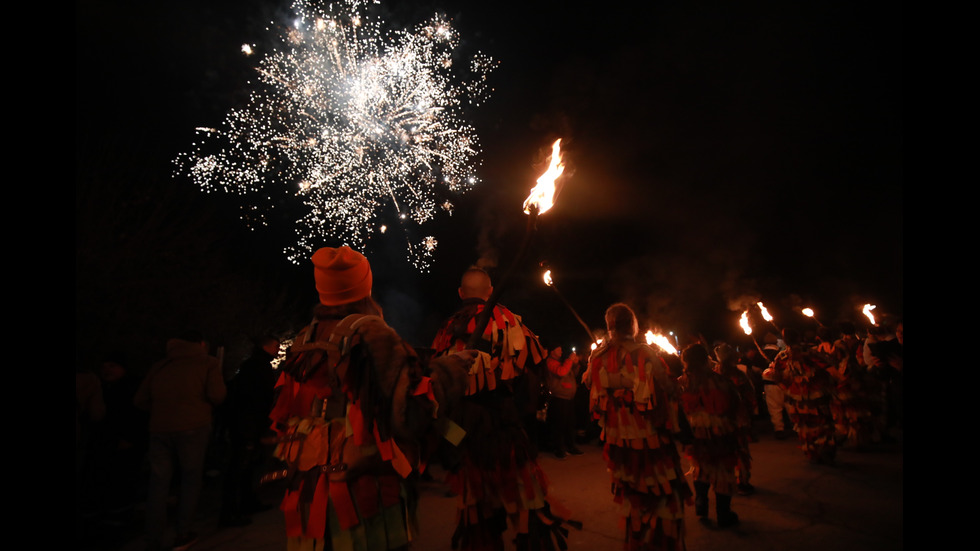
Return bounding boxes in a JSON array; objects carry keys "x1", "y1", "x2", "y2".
[
  {"x1": 466, "y1": 205, "x2": 539, "y2": 349},
  {"x1": 548, "y1": 283, "x2": 595, "y2": 344},
  {"x1": 748, "y1": 334, "x2": 767, "y2": 359}
]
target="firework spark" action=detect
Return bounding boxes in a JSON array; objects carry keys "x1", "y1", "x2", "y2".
[{"x1": 174, "y1": 0, "x2": 495, "y2": 270}]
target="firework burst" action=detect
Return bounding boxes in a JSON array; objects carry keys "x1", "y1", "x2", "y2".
[{"x1": 174, "y1": 0, "x2": 495, "y2": 270}]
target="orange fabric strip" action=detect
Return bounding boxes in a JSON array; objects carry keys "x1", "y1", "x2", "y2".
[
  {"x1": 413, "y1": 376, "x2": 432, "y2": 396},
  {"x1": 390, "y1": 439, "x2": 413, "y2": 478}
]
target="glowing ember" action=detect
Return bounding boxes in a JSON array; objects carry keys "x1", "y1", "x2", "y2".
[
  {"x1": 645, "y1": 330, "x2": 678, "y2": 355},
  {"x1": 863, "y1": 304, "x2": 877, "y2": 325},
  {"x1": 523, "y1": 139, "x2": 564, "y2": 215},
  {"x1": 757, "y1": 302, "x2": 773, "y2": 322},
  {"x1": 740, "y1": 311, "x2": 752, "y2": 335},
  {"x1": 802, "y1": 308, "x2": 814, "y2": 318},
  {"x1": 543, "y1": 269, "x2": 553, "y2": 286}
]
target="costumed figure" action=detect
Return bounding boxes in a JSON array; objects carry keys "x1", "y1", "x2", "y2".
[
  {"x1": 712, "y1": 343, "x2": 755, "y2": 496},
  {"x1": 584, "y1": 303, "x2": 692, "y2": 551},
  {"x1": 769, "y1": 328, "x2": 837, "y2": 465},
  {"x1": 430, "y1": 267, "x2": 575, "y2": 551},
  {"x1": 266, "y1": 247, "x2": 470, "y2": 551},
  {"x1": 828, "y1": 324, "x2": 876, "y2": 450},
  {"x1": 677, "y1": 344, "x2": 741, "y2": 528}
]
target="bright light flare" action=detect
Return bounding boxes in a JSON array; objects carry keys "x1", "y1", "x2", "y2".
[
  {"x1": 271, "y1": 338, "x2": 292, "y2": 370},
  {"x1": 645, "y1": 330, "x2": 678, "y2": 355},
  {"x1": 863, "y1": 304, "x2": 877, "y2": 325},
  {"x1": 523, "y1": 139, "x2": 564, "y2": 215},
  {"x1": 543, "y1": 269, "x2": 554, "y2": 286},
  {"x1": 740, "y1": 311, "x2": 752, "y2": 335},
  {"x1": 757, "y1": 302, "x2": 773, "y2": 322},
  {"x1": 591, "y1": 338, "x2": 603, "y2": 351},
  {"x1": 802, "y1": 307, "x2": 814, "y2": 318}
]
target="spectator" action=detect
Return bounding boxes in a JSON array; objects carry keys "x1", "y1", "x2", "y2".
[
  {"x1": 761, "y1": 332, "x2": 792, "y2": 439},
  {"x1": 545, "y1": 345, "x2": 582, "y2": 459},
  {"x1": 219, "y1": 336, "x2": 280, "y2": 527},
  {"x1": 135, "y1": 330, "x2": 227, "y2": 551}
]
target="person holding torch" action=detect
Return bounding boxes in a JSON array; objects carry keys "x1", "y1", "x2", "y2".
[{"x1": 430, "y1": 267, "x2": 576, "y2": 551}]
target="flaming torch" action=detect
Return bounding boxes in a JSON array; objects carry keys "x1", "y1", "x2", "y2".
[
  {"x1": 523, "y1": 139, "x2": 564, "y2": 216},
  {"x1": 645, "y1": 330, "x2": 678, "y2": 355},
  {"x1": 757, "y1": 301, "x2": 781, "y2": 332},
  {"x1": 741, "y1": 310, "x2": 768, "y2": 358},
  {"x1": 543, "y1": 268, "x2": 596, "y2": 344},
  {"x1": 467, "y1": 139, "x2": 566, "y2": 348},
  {"x1": 862, "y1": 304, "x2": 877, "y2": 326},
  {"x1": 801, "y1": 307, "x2": 825, "y2": 328}
]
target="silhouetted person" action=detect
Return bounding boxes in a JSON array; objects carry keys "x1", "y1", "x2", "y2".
[
  {"x1": 219, "y1": 336, "x2": 280, "y2": 527},
  {"x1": 135, "y1": 330, "x2": 226, "y2": 551}
]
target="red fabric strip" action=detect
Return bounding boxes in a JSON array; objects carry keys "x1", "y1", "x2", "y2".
[
  {"x1": 330, "y1": 480, "x2": 360, "y2": 530},
  {"x1": 352, "y1": 475, "x2": 380, "y2": 519},
  {"x1": 308, "y1": 473, "x2": 329, "y2": 538},
  {"x1": 282, "y1": 487, "x2": 303, "y2": 538}
]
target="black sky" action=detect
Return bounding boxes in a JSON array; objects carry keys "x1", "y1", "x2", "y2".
[{"x1": 77, "y1": 1, "x2": 902, "y2": 353}]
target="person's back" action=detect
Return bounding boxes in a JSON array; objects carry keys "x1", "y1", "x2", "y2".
[
  {"x1": 134, "y1": 331, "x2": 226, "y2": 551},
  {"x1": 265, "y1": 246, "x2": 471, "y2": 551},
  {"x1": 137, "y1": 336, "x2": 226, "y2": 433},
  {"x1": 430, "y1": 267, "x2": 573, "y2": 551}
]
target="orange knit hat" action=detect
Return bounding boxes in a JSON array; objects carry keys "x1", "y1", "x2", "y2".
[{"x1": 311, "y1": 246, "x2": 373, "y2": 306}]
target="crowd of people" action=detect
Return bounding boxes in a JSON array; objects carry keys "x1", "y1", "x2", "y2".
[{"x1": 75, "y1": 247, "x2": 902, "y2": 551}]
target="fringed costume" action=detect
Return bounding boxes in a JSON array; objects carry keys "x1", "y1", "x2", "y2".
[
  {"x1": 432, "y1": 298, "x2": 575, "y2": 551},
  {"x1": 826, "y1": 338, "x2": 876, "y2": 450},
  {"x1": 585, "y1": 339, "x2": 692, "y2": 551},
  {"x1": 770, "y1": 345, "x2": 837, "y2": 464},
  {"x1": 676, "y1": 364, "x2": 741, "y2": 526},
  {"x1": 268, "y1": 313, "x2": 468, "y2": 551},
  {"x1": 715, "y1": 363, "x2": 755, "y2": 491}
]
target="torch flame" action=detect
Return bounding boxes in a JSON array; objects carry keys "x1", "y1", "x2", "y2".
[
  {"x1": 523, "y1": 139, "x2": 564, "y2": 215},
  {"x1": 543, "y1": 269, "x2": 553, "y2": 286},
  {"x1": 863, "y1": 304, "x2": 876, "y2": 325},
  {"x1": 757, "y1": 302, "x2": 773, "y2": 322},
  {"x1": 802, "y1": 308, "x2": 814, "y2": 318},
  {"x1": 740, "y1": 311, "x2": 752, "y2": 335},
  {"x1": 645, "y1": 330, "x2": 678, "y2": 355},
  {"x1": 591, "y1": 338, "x2": 603, "y2": 351}
]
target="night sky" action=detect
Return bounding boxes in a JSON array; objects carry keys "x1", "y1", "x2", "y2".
[{"x1": 77, "y1": 1, "x2": 902, "y2": 359}]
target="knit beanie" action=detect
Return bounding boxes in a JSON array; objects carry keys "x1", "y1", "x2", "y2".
[{"x1": 312, "y1": 246, "x2": 373, "y2": 306}]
